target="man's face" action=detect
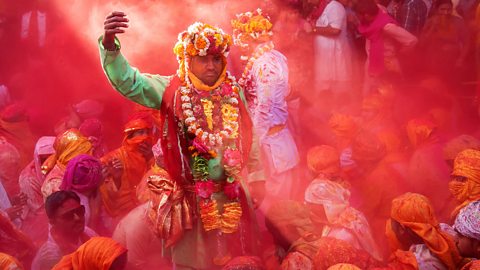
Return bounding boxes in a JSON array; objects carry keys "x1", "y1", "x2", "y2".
[
  {"x1": 437, "y1": 3, "x2": 453, "y2": 16},
  {"x1": 51, "y1": 199, "x2": 85, "y2": 236},
  {"x1": 455, "y1": 234, "x2": 480, "y2": 258},
  {"x1": 190, "y1": 55, "x2": 224, "y2": 86},
  {"x1": 357, "y1": 12, "x2": 375, "y2": 25}
]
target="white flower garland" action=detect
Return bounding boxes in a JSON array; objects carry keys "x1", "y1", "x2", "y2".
[{"x1": 181, "y1": 72, "x2": 240, "y2": 148}]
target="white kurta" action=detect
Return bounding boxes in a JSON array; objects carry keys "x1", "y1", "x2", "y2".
[{"x1": 313, "y1": 1, "x2": 352, "y2": 91}]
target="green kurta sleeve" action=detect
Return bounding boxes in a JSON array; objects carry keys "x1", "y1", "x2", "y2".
[{"x1": 98, "y1": 36, "x2": 172, "y2": 109}]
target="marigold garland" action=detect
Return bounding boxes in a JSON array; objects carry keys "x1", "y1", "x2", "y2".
[
  {"x1": 221, "y1": 202, "x2": 243, "y2": 233},
  {"x1": 231, "y1": 9, "x2": 273, "y2": 50},
  {"x1": 200, "y1": 200, "x2": 221, "y2": 231}
]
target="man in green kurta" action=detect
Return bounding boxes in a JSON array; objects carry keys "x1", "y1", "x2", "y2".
[{"x1": 99, "y1": 11, "x2": 266, "y2": 269}]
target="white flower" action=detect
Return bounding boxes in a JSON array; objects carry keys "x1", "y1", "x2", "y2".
[
  {"x1": 185, "y1": 117, "x2": 196, "y2": 125},
  {"x1": 230, "y1": 98, "x2": 239, "y2": 105},
  {"x1": 187, "y1": 125, "x2": 196, "y2": 133},
  {"x1": 184, "y1": 110, "x2": 194, "y2": 117},
  {"x1": 181, "y1": 96, "x2": 191, "y2": 102}
]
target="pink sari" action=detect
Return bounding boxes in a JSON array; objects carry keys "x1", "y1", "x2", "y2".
[{"x1": 358, "y1": 11, "x2": 397, "y2": 75}]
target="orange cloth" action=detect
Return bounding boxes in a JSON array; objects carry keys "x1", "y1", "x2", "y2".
[
  {"x1": 352, "y1": 131, "x2": 386, "y2": 163},
  {"x1": 461, "y1": 260, "x2": 480, "y2": 270},
  {"x1": 187, "y1": 63, "x2": 227, "y2": 91},
  {"x1": 328, "y1": 113, "x2": 358, "y2": 139},
  {"x1": 100, "y1": 118, "x2": 153, "y2": 218},
  {"x1": 0, "y1": 103, "x2": 35, "y2": 167},
  {"x1": 377, "y1": 129, "x2": 403, "y2": 154},
  {"x1": 327, "y1": 263, "x2": 361, "y2": 270},
  {"x1": 0, "y1": 252, "x2": 24, "y2": 270},
  {"x1": 307, "y1": 145, "x2": 340, "y2": 175},
  {"x1": 52, "y1": 237, "x2": 127, "y2": 270},
  {"x1": 146, "y1": 167, "x2": 192, "y2": 248},
  {"x1": 41, "y1": 129, "x2": 93, "y2": 198},
  {"x1": 386, "y1": 193, "x2": 462, "y2": 270},
  {"x1": 42, "y1": 129, "x2": 93, "y2": 175},
  {"x1": 313, "y1": 237, "x2": 379, "y2": 270},
  {"x1": 406, "y1": 118, "x2": 437, "y2": 148},
  {"x1": 449, "y1": 149, "x2": 480, "y2": 216}
]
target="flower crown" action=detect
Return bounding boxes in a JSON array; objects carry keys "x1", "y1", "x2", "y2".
[
  {"x1": 173, "y1": 22, "x2": 232, "y2": 84},
  {"x1": 231, "y1": 9, "x2": 273, "y2": 49}
]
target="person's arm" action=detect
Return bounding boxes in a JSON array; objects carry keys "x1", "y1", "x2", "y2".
[
  {"x1": 313, "y1": 3, "x2": 346, "y2": 37},
  {"x1": 99, "y1": 11, "x2": 172, "y2": 109},
  {"x1": 313, "y1": 25, "x2": 341, "y2": 36},
  {"x1": 252, "y1": 57, "x2": 289, "y2": 134},
  {"x1": 383, "y1": 23, "x2": 418, "y2": 52}
]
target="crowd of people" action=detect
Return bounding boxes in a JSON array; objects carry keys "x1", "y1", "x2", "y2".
[{"x1": 1, "y1": 0, "x2": 480, "y2": 269}]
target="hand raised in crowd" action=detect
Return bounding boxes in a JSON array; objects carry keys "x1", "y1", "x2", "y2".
[
  {"x1": 103, "y1": 11, "x2": 129, "y2": 51},
  {"x1": 11, "y1": 193, "x2": 27, "y2": 207},
  {"x1": 110, "y1": 158, "x2": 124, "y2": 179},
  {"x1": 6, "y1": 205, "x2": 23, "y2": 221}
]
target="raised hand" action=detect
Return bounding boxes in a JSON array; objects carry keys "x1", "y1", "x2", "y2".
[{"x1": 103, "y1": 11, "x2": 129, "y2": 50}]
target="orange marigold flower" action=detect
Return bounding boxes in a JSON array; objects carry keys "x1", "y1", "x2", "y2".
[
  {"x1": 186, "y1": 43, "x2": 197, "y2": 56},
  {"x1": 195, "y1": 36, "x2": 208, "y2": 50}
]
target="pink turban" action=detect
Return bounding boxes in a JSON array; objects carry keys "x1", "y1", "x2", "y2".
[{"x1": 60, "y1": 154, "x2": 102, "y2": 193}]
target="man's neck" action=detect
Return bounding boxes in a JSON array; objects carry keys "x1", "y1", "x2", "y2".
[{"x1": 51, "y1": 227, "x2": 84, "y2": 252}]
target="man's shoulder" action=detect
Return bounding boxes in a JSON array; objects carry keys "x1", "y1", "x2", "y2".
[
  {"x1": 114, "y1": 203, "x2": 149, "y2": 231},
  {"x1": 32, "y1": 239, "x2": 62, "y2": 269}
]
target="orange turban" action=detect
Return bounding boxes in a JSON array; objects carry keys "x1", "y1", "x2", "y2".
[
  {"x1": 313, "y1": 237, "x2": 378, "y2": 270},
  {"x1": 461, "y1": 260, "x2": 480, "y2": 270},
  {"x1": 449, "y1": 149, "x2": 480, "y2": 217},
  {"x1": 328, "y1": 113, "x2": 358, "y2": 139},
  {"x1": 386, "y1": 193, "x2": 461, "y2": 270},
  {"x1": 351, "y1": 131, "x2": 386, "y2": 163},
  {"x1": 52, "y1": 237, "x2": 127, "y2": 270},
  {"x1": 42, "y1": 129, "x2": 93, "y2": 175},
  {"x1": 327, "y1": 264, "x2": 361, "y2": 270},
  {"x1": 307, "y1": 145, "x2": 340, "y2": 175},
  {"x1": 0, "y1": 252, "x2": 24, "y2": 270},
  {"x1": 406, "y1": 118, "x2": 437, "y2": 148}
]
